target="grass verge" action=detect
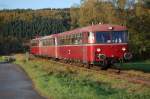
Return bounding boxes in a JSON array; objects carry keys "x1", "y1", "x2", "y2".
[
  {"x1": 15, "y1": 54, "x2": 150, "y2": 99},
  {"x1": 118, "y1": 59, "x2": 150, "y2": 73}
]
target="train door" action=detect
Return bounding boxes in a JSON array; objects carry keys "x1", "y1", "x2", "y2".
[
  {"x1": 55, "y1": 37, "x2": 58, "y2": 58},
  {"x1": 83, "y1": 32, "x2": 95, "y2": 64},
  {"x1": 39, "y1": 40, "x2": 42, "y2": 55},
  {"x1": 82, "y1": 32, "x2": 88, "y2": 64},
  {"x1": 88, "y1": 32, "x2": 95, "y2": 64}
]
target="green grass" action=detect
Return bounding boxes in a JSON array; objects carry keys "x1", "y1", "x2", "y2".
[
  {"x1": 117, "y1": 59, "x2": 150, "y2": 73},
  {"x1": 0, "y1": 56, "x2": 2, "y2": 60},
  {"x1": 0, "y1": 56, "x2": 4, "y2": 62},
  {"x1": 121, "y1": 63, "x2": 150, "y2": 73},
  {"x1": 15, "y1": 54, "x2": 150, "y2": 99}
]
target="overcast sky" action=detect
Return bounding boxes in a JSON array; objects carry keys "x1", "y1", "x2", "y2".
[{"x1": 0, "y1": 0, "x2": 81, "y2": 9}]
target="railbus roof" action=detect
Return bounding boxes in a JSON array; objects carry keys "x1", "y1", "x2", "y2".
[
  {"x1": 56, "y1": 24, "x2": 127, "y2": 36},
  {"x1": 32, "y1": 24, "x2": 127, "y2": 40}
]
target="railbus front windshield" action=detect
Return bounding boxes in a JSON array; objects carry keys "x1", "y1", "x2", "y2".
[{"x1": 96, "y1": 31, "x2": 128, "y2": 43}]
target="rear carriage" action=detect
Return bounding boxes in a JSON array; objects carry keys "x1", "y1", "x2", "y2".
[{"x1": 30, "y1": 38, "x2": 40, "y2": 55}]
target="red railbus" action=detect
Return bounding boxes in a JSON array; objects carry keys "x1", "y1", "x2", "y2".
[{"x1": 30, "y1": 24, "x2": 132, "y2": 69}]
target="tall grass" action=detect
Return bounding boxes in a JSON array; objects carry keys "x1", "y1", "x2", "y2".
[
  {"x1": 116, "y1": 59, "x2": 150, "y2": 73},
  {"x1": 15, "y1": 54, "x2": 150, "y2": 99},
  {"x1": 0, "y1": 56, "x2": 4, "y2": 62}
]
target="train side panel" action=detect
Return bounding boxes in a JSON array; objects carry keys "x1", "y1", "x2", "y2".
[
  {"x1": 57, "y1": 45, "x2": 83, "y2": 61},
  {"x1": 56, "y1": 43, "x2": 128, "y2": 64},
  {"x1": 47, "y1": 46, "x2": 56, "y2": 58},
  {"x1": 30, "y1": 47, "x2": 39, "y2": 55}
]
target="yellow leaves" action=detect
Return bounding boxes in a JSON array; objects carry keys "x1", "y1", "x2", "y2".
[
  {"x1": 78, "y1": 0, "x2": 119, "y2": 26},
  {"x1": 135, "y1": 5, "x2": 149, "y2": 16},
  {"x1": 117, "y1": 0, "x2": 126, "y2": 9},
  {"x1": 70, "y1": 6, "x2": 80, "y2": 28}
]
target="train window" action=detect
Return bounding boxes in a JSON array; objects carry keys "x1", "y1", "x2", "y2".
[
  {"x1": 63, "y1": 36, "x2": 65, "y2": 45},
  {"x1": 43, "y1": 40, "x2": 47, "y2": 46},
  {"x1": 96, "y1": 32, "x2": 111, "y2": 43},
  {"x1": 41, "y1": 38, "x2": 55, "y2": 46},
  {"x1": 42, "y1": 40, "x2": 45, "y2": 46},
  {"x1": 77, "y1": 33, "x2": 83, "y2": 44},
  {"x1": 51, "y1": 38, "x2": 55, "y2": 45},
  {"x1": 65, "y1": 35, "x2": 70, "y2": 45},
  {"x1": 69, "y1": 35, "x2": 72, "y2": 44},
  {"x1": 112, "y1": 31, "x2": 128, "y2": 43},
  {"x1": 71, "y1": 34, "x2": 74, "y2": 38},
  {"x1": 96, "y1": 31, "x2": 128, "y2": 44},
  {"x1": 31, "y1": 40, "x2": 38, "y2": 46},
  {"x1": 71, "y1": 34, "x2": 75, "y2": 45},
  {"x1": 60, "y1": 37, "x2": 64, "y2": 45},
  {"x1": 59, "y1": 38, "x2": 61, "y2": 45},
  {"x1": 72, "y1": 33, "x2": 83, "y2": 45},
  {"x1": 43, "y1": 40, "x2": 45, "y2": 46},
  {"x1": 48, "y1": 38, "x2": 55, "y2": 46},
  {"x1": 59, "y1": 35, "x2": 66, "y2": 45},
  {"x1": 58, "y1": 33, "x2": 83, "y2": 45}
]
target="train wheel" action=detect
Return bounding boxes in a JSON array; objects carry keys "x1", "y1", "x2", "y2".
[
  {"x1": 84, "y1": 63, "x2": 91, "y2": 69},
  {"x1": 54, "y1": 58, "x2": 59, "y2": 61},
  {"x1": 87, "y1": 64, "x2": 90, "y2": 69},
  {"x1": 101, "y1": 60, "x2": 110, "y2": 70}
]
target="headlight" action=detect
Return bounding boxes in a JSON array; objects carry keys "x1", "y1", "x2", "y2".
[
  {"x1": 97, "y1": 48, "x2": 101, "y2": 52},
  {"x1": 122, "y1": 47, "x2": 126, "y2": 51}
]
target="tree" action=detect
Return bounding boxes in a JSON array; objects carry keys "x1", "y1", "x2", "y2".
[
  {"x1": 70, "y1": 4, "x2": 80, "y2": 29},
  {"x1": 127, "y1": 0, "x2": 150, "y2": 59},
  {"x1": 78, "y1": 0, "x2": 118, "y2": 26}
]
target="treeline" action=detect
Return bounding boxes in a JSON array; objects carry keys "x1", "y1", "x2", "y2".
[
  {"x1": 0, "y1": 9, "x2": 71, "y2": 54},
  {"x1": 0, "y1": 0, "x2": 150, "y2": 59}
]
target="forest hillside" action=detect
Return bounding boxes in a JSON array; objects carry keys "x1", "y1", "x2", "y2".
[{"x1": 0, "y1": 0, "x2": 149, "y2": 59}]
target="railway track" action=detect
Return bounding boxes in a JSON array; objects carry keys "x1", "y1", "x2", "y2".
[
  {"x1": 46, "y1": 58, "x2": 150, "y2": 86},
  {"x1": 32, "y1": 56, "x2": 150, "y2": 87}
]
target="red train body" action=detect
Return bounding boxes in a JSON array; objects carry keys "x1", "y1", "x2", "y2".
[{"x1": 30, "y1": 24, "x2": 132, "y2": 68}]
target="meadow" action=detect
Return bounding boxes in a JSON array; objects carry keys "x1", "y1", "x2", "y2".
[
  {"x1": 120, "y1": 62, "x2": 150, "y2": 73},
  {"x1": 14, "y1": 54, "x2": 150, "y2": 99},
  {"x1": 114, "y1": 59, "x2": 150, "y2": 73}
]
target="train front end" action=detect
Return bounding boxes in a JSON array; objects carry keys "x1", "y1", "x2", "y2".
[{"x1": 88, "y1": 25, "x2": 132, "y2": 68}]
